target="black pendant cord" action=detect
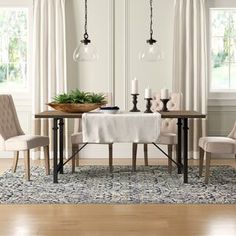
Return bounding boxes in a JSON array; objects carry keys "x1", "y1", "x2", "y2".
[
  {"x1": 147, "y1": 0, "x2": 156, "y2": 45},
  {"x1": 150, "y1": 0, "x2": 153, "y2": 39},
  {"x1": 82, "y1": 0, "x2": 91, "y2": 44},
  {"x1": 84, "y1": 0, "x2": 88, "y2": 37}
]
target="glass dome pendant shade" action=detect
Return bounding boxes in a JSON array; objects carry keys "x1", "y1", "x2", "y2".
[
  {"x1": 139, "y1": 0, "x2": 162, "y2": 62},
  {"x1": 73, "y1": 33, "x2": 98, "y2": 62},
  {"x1": 73, "y1": 0, "x2": 98, "y2": 62},
  {"x1": 139, "y1": 37, "x2": 162, "y2": 62}
]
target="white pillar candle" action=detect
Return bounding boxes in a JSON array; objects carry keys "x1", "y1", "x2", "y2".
[
  {"x1": 161, "y1": 88, "x2": 169, "y2": 99},
  {"x1": 145, "y1": 87, "x2": 152, "y2": 99},
  {"x1": 131, "y1": 78, "x2": 138, "y2": 94}
]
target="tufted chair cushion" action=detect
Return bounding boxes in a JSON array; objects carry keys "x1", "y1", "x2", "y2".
[
  {"x1": 5, "y1": 135, "x2": 49, "y2": 151},
  {"x1": 199, "y1": 136, "x2": 236, "y2": 154},
  {"x1": 199, "y1": 121, "x2": 236, "y2": 154},
  {"x1": 151, "y1": 93, "x2": 182, "y2": 136},
  {"x1": 0, "y1": 95, "x2": 25, "y2": 150}
]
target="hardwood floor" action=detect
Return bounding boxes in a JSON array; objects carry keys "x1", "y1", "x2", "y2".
[{"x1": 0, "y1": 158, "x2": 235, "y2": 236}]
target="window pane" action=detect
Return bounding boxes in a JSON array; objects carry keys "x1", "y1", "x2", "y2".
[
  {"x1": 230, "y1": 11, "x2": 236, "y2": 37},
  {"x1": 0, "y1": 63, "x2": 7, "y2": 82},
  {"x1": 9, "y1": 37, "x2": 27, "y2": 63},
  {"x1": 230, "y1": 63, "x2": 236, "y2": 89},
  {"x1": 210, "y1": 9, "x2": 236, "y2": 90},
  {"x1": 229, "y1": 38, "x2": 236, "y2": 63},
  {"x1": 212, "y1": 63, "x2": 229, "y2": 90},
  {"x1": 0, "y1": 37, "x2": 9, "y2": 63},
  {"x1": 211, "y1": 10, "x2": 229, "y2": 37},
  {"x1": 212, "y1": 37, "x2": 229, "y2": 66},
  {"x1": 0, "y1": 8, "x2": 28, "y2": 91}
]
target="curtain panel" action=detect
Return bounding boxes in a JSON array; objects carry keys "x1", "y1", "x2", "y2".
[
  {"x1": 173, "y1": 0, "x2": 208, "y2": 159},
  {"x1": 32, "y1": 0, "x2": 68, "y2": 159}
]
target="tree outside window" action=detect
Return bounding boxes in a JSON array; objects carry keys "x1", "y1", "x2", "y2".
[
  {"x1": 211, "y1": 9, "x2": 236, "y2": 90},
  {"x1": 0, "y1": 8, "x2": 28, "y2": 91}
]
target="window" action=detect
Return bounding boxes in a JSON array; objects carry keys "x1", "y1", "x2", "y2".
[
  {"x1": 210, "y1": 9, "x2": 236, "y2": 91},
  {"x1": 0, "y1": 2, "x2": 31, "y2": 93}
]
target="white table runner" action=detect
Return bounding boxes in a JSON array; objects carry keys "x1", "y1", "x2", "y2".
[{"x1": 82, "y1": 112, "x2": 161, "y2": 143}]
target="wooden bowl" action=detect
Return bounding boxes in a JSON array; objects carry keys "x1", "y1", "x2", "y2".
[{"x1": 47, "y1": 103, "x2": 106, "y2": 113}]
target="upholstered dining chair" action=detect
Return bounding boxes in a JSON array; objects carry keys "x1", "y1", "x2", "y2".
[
  {"x1": 71, "y1": 118, "x2": 113, "y2": 172},
  {"x1": 133, "y1": 93, "x2": 182, "y2": 173},
  {"x1": 0, "y1": 95, "x2": 50, "y2": 181},
  {"x1": 199, "y1": 121, "x2": 236, "y2": 184}
]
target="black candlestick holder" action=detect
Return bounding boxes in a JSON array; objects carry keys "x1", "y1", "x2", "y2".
[
  {"x1": 144, "y1": 98, "x2": 153, "y2": 113},
  {"x1": 130, "y1": 94, "x2": 140, "y2": 112},
  {"x1": 160, "y1": 98, "x2": 170, "y2": 112}
]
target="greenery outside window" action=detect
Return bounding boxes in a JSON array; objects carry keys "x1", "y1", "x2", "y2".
[
  {"x1": 210, "y1": 9, "x2": 236, "y2": 92},
  {"x1": 0, "y1": 8, "x2": 28, "y2": 92}
]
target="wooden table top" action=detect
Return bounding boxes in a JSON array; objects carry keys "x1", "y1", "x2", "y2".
[
  {"x1": 35, "y1": 110, "x2": 83, "y2": 118},
  {"x1": 159, "y1": 111, "x2": 206, "y2": 118},
  {"x1": 35, "y1": 110, "x2": 206, "y2": 119}
]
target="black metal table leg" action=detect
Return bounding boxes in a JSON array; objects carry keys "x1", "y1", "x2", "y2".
[
  {"x1": 183, "y1": 118, "x2": 189, "y2": 183},
  {"x1": 59, "y1": 118, "x2": 64, "y2": 174},
  {"x1": 53, "y1": 118, "x2": 59, "y2": 183},
  {"x1": 177, "y1": 118, "x2": 182, "y2": 174}
]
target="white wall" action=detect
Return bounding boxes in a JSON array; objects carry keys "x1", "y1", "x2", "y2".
[{"x1": 66, "y1": 0, "x2": 175, "y2": 158}]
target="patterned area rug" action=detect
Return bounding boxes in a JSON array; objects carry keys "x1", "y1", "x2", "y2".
[{"x1": 0, "y1": 165, "x2": 235, "y2": 204}]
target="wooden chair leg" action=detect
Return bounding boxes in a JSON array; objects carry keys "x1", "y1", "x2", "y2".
[
  {"x1": 12, "y1": 151, "x2": 19, "y2": 173},
  {"x1": 132, "y1": 143, "x2": 138, "y2": 172},
  {"x1": 143, "y1": 144, "x2": 148, "y2": 166},
  {"x1": 43, "y1": 146, "x2": 50, "y2": 175},
  {"x1": 205, "y1": 152, "x2": 211, "y2": 184},
  {"x1": 24, "y1": 150, "x2": 30, "y2": 181},
  {"x1": 168, "y1": 145, "x2": 173, "y2": 174},
  {"x1": 199, "y1": 148, "x2": 204, "y2": 177},
  {"x1": 75, "y1": 145, "x2": 80, "y2": 167},
  {"x1": 71, "y1": 144, "x2": 78, "y2": 173},
  {"x1": 109, "y1": 143, "x2": 113, "y2": 172}
]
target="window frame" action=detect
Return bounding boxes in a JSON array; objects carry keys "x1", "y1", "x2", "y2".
[
  {"x1": 209, "y1": 8, "x2": 236, "y2": 93},
  {"x1": 208, "y1": 0, "x2": 236, "y2": 103},
  {"x1": 0, "y1": 0, "x2": 33, "y2": 99}
]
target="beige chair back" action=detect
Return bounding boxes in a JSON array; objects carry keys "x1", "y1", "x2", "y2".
[
  {"x1": 151, "y1": 92, "x2": 183, "y2": 133},
  {"x1": 228, "y1": 121, "x2": 236, "y2": 139},
  {"x1": 73, "y1": 118, "x2": 82, "y2": 133},
  {"x1": 0, "y1": 95, "x2": 24, "y2": 148}
]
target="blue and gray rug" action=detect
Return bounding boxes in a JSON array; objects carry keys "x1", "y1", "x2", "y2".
[{"x1": 0, "y1": 165, "x2": 235, "y2": 204}]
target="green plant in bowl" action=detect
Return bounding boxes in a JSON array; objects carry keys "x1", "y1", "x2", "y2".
[
  {"x1": 48, "y1": 89, "x2": 107, "y2": 113},
  {"x1": 53, "y1": 93, "x2": 74, "y2": 104},
  {"x1": 52, "y1": 89, "x2": 106, "y2": 104}
]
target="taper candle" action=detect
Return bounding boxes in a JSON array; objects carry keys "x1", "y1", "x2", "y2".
[
  {"x1": 161, "y1": 88, "x2": 169, "y2": 99},
  {"x1": 131, "y1": 78, "x2": 138, "y2": 94},
  {"x1": 145, "y1": 87, "x2": 152, "y2": 99}
]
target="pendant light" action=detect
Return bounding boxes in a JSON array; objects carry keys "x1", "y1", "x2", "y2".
[
  {"x1": 139, "y1": 0, "x2": 162, "y2": 62},
  {"x1": 73, "y1": 0, "x2": 98, "y2": 62}
]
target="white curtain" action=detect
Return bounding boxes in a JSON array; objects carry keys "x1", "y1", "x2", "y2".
[
  {"x1": 33, "y1": 0, "x2": 68, "y2": 158},
  {"x1": 173, "y1": 0, "x2": 208, "y2": 159}
]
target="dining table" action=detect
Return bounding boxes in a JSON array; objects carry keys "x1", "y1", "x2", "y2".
[{"x1": 35, "y1": 110, "x2": 206, "y2": 184}]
